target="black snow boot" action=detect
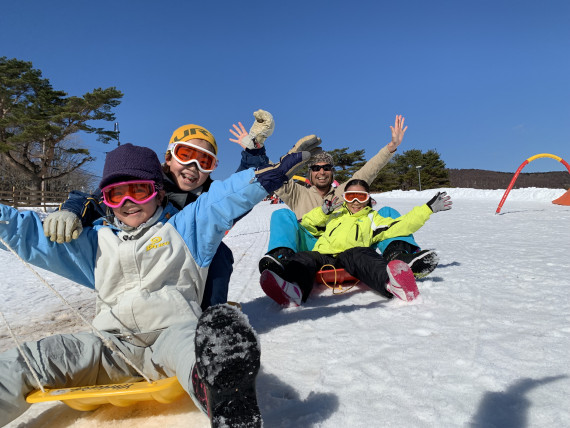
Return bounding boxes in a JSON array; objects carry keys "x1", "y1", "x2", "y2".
[
  {"x1": 258, "y1": 247, "x2": 295, "y2": 275},
  {"x1": 387, "y1": 249, "x2": 439, "y2": 279},
  {"x1": 195, "y1": 304, "x2": 262, "y2": 428},
  {"x1": 191, "y1": 364, "x2": 209, "y2": 413}
]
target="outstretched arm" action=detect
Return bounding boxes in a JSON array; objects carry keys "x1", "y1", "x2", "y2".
[
  {"x1": 1, "y1": 204, "x2": 97, "y2": 287},
  {"x1": 370, "y1": 204, "x2": 432, "y2": 244},
  {"x1": 172, "y1": 147, "x2": 318, "y2": 267},
  {"x1": 339, "y1": 114, "x2": 407, "y2": 193},
  {"x1": 370, "y1": 192, "x2": 452, "y2": 244}
]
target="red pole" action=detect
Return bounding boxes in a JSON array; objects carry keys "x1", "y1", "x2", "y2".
[{"x1": 495, "y1": 160, "x2": 529, "y2": 214}]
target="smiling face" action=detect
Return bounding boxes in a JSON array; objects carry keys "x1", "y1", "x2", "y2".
[
  {"x1": 310, "y1": 163, "x2": 334, "y2": 192},
  {"x1": 165, "y1": 139, "x2": 213, "y2": 192},
  {"x1": 112, "y1": 191, "x2": 164, "y2": 227},
  {"x1": 344, "y1": 183, "x2": 369, "y2": 214}
]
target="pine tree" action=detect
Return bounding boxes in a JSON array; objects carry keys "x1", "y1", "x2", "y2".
[
  {"x1": 329, "y1": 147, "x2": 366, "y2": 184},
  {"x1": 371, "y1": 149, "x2": 450, "y2": 191},
  {"x1": 0, "y1": 57, "x2": 123, "y2": 191}
]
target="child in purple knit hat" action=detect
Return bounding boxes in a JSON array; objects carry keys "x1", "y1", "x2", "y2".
[{"x1": 0, "y1": 141, "x2": 316, "y2": 427}]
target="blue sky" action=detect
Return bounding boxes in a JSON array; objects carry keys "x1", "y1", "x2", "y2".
[{"x1": 2, "y1": 0, "x2": 569, "y2": 181}]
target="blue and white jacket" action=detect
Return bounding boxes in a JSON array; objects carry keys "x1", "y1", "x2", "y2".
[{"x1": 0, "y1": 169, "x2": 267, "y2": 334}]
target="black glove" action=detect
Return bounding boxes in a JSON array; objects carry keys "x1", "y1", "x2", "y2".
[
  {"x1": 255, "y1": 151, "x2": 313, "y2": 194},
  {"x1": 427, "y1": 192, "x2": 452, "y2": 213}
]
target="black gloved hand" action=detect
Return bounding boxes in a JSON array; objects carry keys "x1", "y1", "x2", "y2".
[{"x1": 255, "y1": 151, "x2": 312, "y2": 194}]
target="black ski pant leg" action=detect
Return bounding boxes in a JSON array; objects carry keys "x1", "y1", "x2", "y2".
[
  {"x1": 201, "y1": 241, "x2": 233, "y2": 311},
  {"x1": 382, "y1": 240, "x2": 420, "y2": 261},
  {"x1": 336, "y1": 247, "x2": 393, "y2": 298},
  {"x1": 282, "y1": 251, "x2": 335, "y2": 302}
]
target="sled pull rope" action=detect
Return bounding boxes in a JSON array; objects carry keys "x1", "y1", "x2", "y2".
[
  {"x1": 319, "y1": 264, "x2": 358, "y2": 294},
  {"x1": 0, "y1": 310, "x2": 46, "y2": 392},
  {"x1": 0, "y1": 236, "x2": 152, "y2": 385}
]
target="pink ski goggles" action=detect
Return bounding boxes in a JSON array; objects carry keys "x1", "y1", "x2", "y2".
[{"x1": 101, "y1": 180, "x2": 158, "y2": 208}]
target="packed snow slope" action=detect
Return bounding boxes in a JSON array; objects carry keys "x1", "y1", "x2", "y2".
[{"x1": 1, "y1": 188, "x2": 569, "y2": 428}]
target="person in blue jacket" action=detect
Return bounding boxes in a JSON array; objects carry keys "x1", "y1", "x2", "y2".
[
  {"x1": 43, "y1": 116, "x2": 276, "y2": 311},
  {"x1": 0, "y1": 142, "x2": 313, "y2": 427}
]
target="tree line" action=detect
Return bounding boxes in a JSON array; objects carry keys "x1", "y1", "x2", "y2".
[
  {"x1": 297, "y1": 147, "x2": 450, "y2": 191},
  {"x1": 1, "y1": 56, "x2": 449, "y2": 195}
]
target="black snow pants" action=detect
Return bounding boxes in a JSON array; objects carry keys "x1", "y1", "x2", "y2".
[{"x1": 281, "y1": 247, "x2": 393, "y2": 302}]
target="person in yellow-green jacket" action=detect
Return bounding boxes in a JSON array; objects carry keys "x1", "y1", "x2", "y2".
[{"x1": 259, "y1": 179, "x2": 452, "y2": 307}]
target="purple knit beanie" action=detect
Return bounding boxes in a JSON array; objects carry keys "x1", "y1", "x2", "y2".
[{"x1": 99, "y1": 143, "x2": 164, "y2": 189}]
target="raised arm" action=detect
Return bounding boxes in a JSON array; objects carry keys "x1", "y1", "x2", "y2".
[
  {"x1": 387, "y1": 115, "x2": 407, "y2": 153},
  {"x1": 339, "y1": 115, "x2": 407, "y2": 193},
  {"x1": 172, "y1": 147, "x2": 318, "y2": 267},
  {"x1": 230, "y1": 109, "x2": 274, "y2": 172}
]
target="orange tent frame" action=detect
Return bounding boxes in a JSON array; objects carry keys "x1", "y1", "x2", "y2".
[{"x1": 495, "y1": 153, "x2": 570, "y2": 214}]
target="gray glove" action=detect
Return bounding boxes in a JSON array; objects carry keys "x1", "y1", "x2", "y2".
[
  {"x1": 321, "y1": 196, "x2": 343, "y2": 215},
  {"x1": 43, "y1": 210, "x2": 83, "y2": 243},
  {"x1": 427, "y1": 192, "x2": 452, "y2": 213},
  {"x1": 287, "y1": 134, "x2": 323, "y2": 158},
  {"x1": 241, "y1": 109, "x2": 275, "y2": 149}
]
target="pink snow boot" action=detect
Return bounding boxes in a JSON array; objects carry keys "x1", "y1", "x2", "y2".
[
  {"x1": 260, "y1": 270, "x2": 303, "y2": 307},
  {"x1": 386, "y1": 260, "x2": 420, "y2": 302}
]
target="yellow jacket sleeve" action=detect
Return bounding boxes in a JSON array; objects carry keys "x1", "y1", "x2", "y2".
[
  {"x1": 300, "y1": 205, "x2": 330, "y2": 236},
  {"x1": 370, "y1": 204, "x2": 433, "y2": 244}
]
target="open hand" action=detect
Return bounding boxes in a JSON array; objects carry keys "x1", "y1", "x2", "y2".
[
  {"x1": 387, "y1": 115, "x2": 407, "y2": 153},
  {"x1": 427, "y1": 192, "x2": 452, "y2": 213},
  {"x1": 229, "y1": 109, "x2": 275, "y2": 150},
  {"x1": 229, "y1": 122, "x2": 249, "y2": 149}
]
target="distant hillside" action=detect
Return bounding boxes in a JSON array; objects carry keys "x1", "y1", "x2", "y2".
[{"x1": 447, "y1": 169, "x2": 570, "y2": 190}]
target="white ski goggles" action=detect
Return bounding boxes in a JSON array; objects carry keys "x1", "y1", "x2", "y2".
[
  {"x1": 167, "y1": 142, "x2": 218, "y2": 173},
  {"x1": 342, "y1": 191, "x2": 370, "y2": 203}
]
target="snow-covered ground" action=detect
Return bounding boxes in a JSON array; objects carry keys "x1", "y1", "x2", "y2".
[{"x1": 1, "y1": 187, "x2": 569, "y2": 427}]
